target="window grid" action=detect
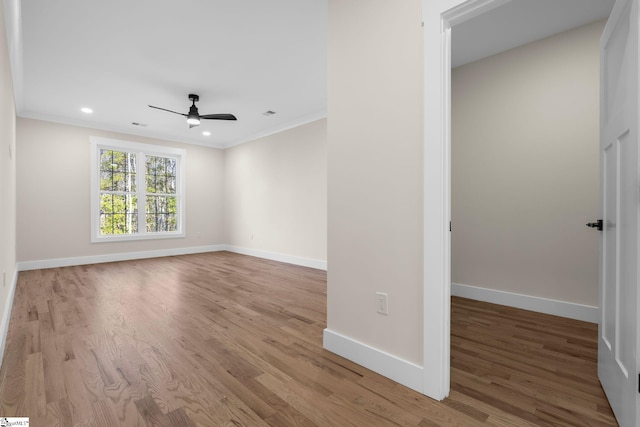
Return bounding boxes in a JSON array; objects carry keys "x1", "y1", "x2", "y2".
[
  {"x1": 93, "y1": 143, "x2": 183, "y2": 240},
  {"x1": 99, "y1": 194, "x2": 138, "y2": 235},
  {"x1": 99, "y1": 150, "x2": 139, "y2": 236},
  {"x1": 145, "y1": 155, "x2": 178, "y2": 233}
]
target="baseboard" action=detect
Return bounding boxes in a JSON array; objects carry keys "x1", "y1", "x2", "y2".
[
  {"x1": 16, "y1": 245, "x2": 227, "y2": 271},
  {"x1": 0, "y1": 268, "x2": 18, "y2": 369},
  {"x1": 323, "y1": 329, "x2": 423, "y2": 393},
  {"x1": 16, "y1": 245, "x2": 328, "y2": 272},
  {"x1": 451, "y1": 283, "x2": 598, "y2": 323},
  {"x1": 225, "y1": 245, "x2": 327, "y2": 271}
]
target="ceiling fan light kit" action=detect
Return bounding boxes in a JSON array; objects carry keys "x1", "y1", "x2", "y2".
[
  {"x1": 149, "y1": 93, "x2": 237, "y2": 129},
  {"x1": 186, "y1": 114, "x2": 200, "y2": 126}
]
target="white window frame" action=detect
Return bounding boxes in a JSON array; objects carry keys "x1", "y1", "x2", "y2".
[{"x1": 90, "y1": 136, "x2": 186, "y2": 243}]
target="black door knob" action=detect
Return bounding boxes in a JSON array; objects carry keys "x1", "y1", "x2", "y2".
[{"x1": 586, "y1": 220, "x2": 603, "y2": 231}]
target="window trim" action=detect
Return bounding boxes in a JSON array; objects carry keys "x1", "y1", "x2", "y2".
[{"x1": 90, "y1": 136, "x2": 186, "y2": 243}]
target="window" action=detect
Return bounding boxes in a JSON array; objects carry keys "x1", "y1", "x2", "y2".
[
  {"x1": 90, "y1": 137, "x2": 186, "y2": 242},
  {"x1": 145, "y1": 155, "x2": 178, "y2": 233}
]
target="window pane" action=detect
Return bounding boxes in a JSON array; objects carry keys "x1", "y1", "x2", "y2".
[
  {"x1": 166, "y1": 213, "x2": 177, "y2": 231},
  {"x1": 101, "y1": 150, "x2": 136, "y2": 173},
  {"x1": 157, "y1": 196, "x2": 166, "y2": 213},
  {"x1": 155, "y1": 176, "x2": 166, "y2": 194},
  {"x1": 167, "y1": 196, "x2": 177, "y2": 214},
  {"x1": 115, "y1": 151, "x2": 132, "y2": 172},
  {"x1": 146, "y1": 155, "x2": 166, "y2": 175},
  {"x1": 100, "y1": 171, "x2": 113, "y2": 191},
  {"x1": 111, "y1": 173, "x2": 135, "y2": 192},
  {"x1": 115, "y1": 152, "x2": 126, "y2": 172},
  {"x1": 166, "y1": 158, "x2": 176, "y2": 176},
  {"x1": 146, "y1": 214, "x2": 155, "y2": 232},
  {"x1": 111, "y1": 194, "x2": 138, "y2": 214},
  {"x1": 147, "y1": 213, "x2": 178, "y2": 233},
  {"x1": 145, "y1": 156, "x2": 155, "y2": 175},
  {"x1": 146, "y1": 196, "x2": 156, "y2": 214},
  {"x1": 127, "y1": 173, "x2": 136, "y2": 192},
  {"x1": 113, "y1": 173, "x2": 125, "y2": 191},
  {"x1": 145, "y1": 196, "x2": 177, "y2": 232},
  {"x1": 100, "y1": 193, "x2": 113, "y2": 214},
  {"x1": 146, "y1": 214, "x2": 166, "y2": 232},
  {"x1": 99, "y1": 194, "x2": 137, "y2": 235},
  {"x1": 126, "y1": 195, "x2": 138, "y2": 214},
  {"x1": 145, "y1": 155, "x2": 176, "y2": 195},
  {"x1": 158, "y1": 157, "x2": 166, "y2": 173},
  {"x1": 100, "y1": 150, "x2": 136, "y2": 192},
  {"x1": 166, "y1": 176, "x2": 176, "y2": 194},
  {"x1": 100, "y1": 150, "x2": 115, "y2": 171}
]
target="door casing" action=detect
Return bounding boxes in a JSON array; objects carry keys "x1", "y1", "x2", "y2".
[{"x1": 421, "y1": 0, "x2": 512, "y2": 400}]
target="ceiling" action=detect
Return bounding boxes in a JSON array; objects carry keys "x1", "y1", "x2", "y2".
[
  {"x1": 5, "y1": 0, "x2": 327, "y2": 148},
  {"x1": 3, "y1": 0, "x2": 614, "y2": 148},
  {"x1": 452, "y1": 0, "x2": 614, "y2": 68}
]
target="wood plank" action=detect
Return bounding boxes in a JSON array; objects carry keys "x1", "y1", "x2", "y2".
[
  {"x1": 92, "y1": 399, "x2": 119, "y2": 427},
  {"x1": 24, "y1": 352, "x2": 46, "y2": 418},
  {"x1": 0, "y1": 252, "x2": 618, "y2": 426}
]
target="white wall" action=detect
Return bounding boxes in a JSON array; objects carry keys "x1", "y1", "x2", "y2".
[
  {"x1": 0, "y1": 0, "x2": 17, "y2": 364},
  {"x1": 224, "y1": 119, "x2": 326, "y2": 264},
  {"x1": 451, "y1": 21, "x2": 603, "y2": 307},
  {"x1": 16, "y1": 118, "x2": 225, "y2": 264},
  {"x1": 326, "y1": 0, "x2": 424, "y2": 372}
]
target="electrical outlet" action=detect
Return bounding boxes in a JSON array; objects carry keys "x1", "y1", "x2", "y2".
[{"x1": 376, "y1": 292, "x2": 388, "y2": 315}]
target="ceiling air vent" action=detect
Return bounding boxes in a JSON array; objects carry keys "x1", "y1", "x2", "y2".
[
  {"x1": 131, "y1": 122, "x2": 148, "y2": 127},
  {"x1": 262, "y1": 110, "x2": 276, "y2": 116}
]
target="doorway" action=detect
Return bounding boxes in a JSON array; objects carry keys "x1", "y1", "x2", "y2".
[
  {"x1": 448, "y1": 16, "x2": 609, "y2": 426},
  {"x1": 449, "y1": 15, "x2": 602, "y2": 324},
  {"x1": 421, "y1": 0, "x2": 612, "y2": 402}
]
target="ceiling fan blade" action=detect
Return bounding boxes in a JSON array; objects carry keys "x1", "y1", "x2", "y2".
[
  {"x1": 148, "y1": 105, "x2": 187, "y2": 116},
  {"x1": 200, "y1": 113, "x2": 237, "y2": 121}
]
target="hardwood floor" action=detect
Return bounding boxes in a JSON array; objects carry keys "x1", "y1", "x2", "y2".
[
  {"x1": 450, "y1": 297, "x2": 616, "y2": 427},
  {"x1": 0, "y1": 251, "x2": 617, "y2": 426}
]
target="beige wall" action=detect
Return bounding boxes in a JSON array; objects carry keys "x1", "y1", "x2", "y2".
[
  {"x1": 0, "y1": 0, "x2": 17, "y2": 344},
  {"x1": 224, "y1": 119, "x2": 327, "y2": 262},
  {"x1": 452, "y1": 21, "x2": 603, "y2": 306},
  {"x1": 327, "y1": 0, "x2": 424, "y2": 364},
  {"x1": 16, "y1": 117, "x2": 327, "y2": 265},
  {"x1": 16, "y1": 118, "x2": 225, "y2": 262}
]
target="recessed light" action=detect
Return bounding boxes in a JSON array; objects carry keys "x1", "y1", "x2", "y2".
[
  {"x1": 81, "y1": 107, "x2": 93, "y2": 114},
  {"x1": 202, "y1": 131, "x2": 211, "y2": 136}
]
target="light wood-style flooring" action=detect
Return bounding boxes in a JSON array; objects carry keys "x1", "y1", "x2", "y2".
[{"x1": 0, "y1": 251, "x2": 617, "y2": 426}]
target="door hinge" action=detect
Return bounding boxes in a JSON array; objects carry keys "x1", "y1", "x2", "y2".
[
  {"x1": 638, "y1": 373, "x2": 640, "y2": 394},
  {"x1": 449, "y1": 221, "x2": 452, "y2": 232}
]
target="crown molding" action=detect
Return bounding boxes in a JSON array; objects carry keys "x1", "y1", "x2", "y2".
[{"x1": 222, "y1": 110, "x2": 327, "y2": 149}]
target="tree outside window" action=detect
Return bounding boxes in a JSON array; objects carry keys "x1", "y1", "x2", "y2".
[{"x1": 90, "y1": 137, "x2": 185, "y2": 242}]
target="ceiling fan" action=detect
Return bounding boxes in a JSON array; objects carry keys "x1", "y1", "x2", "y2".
[{"x1": 149, "y1": 94, "x2": 237, "y2": 128}]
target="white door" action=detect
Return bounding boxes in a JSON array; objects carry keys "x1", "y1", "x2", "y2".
[{"x1": 598, "y1": 0, "x2": 640, "y2": 425}]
